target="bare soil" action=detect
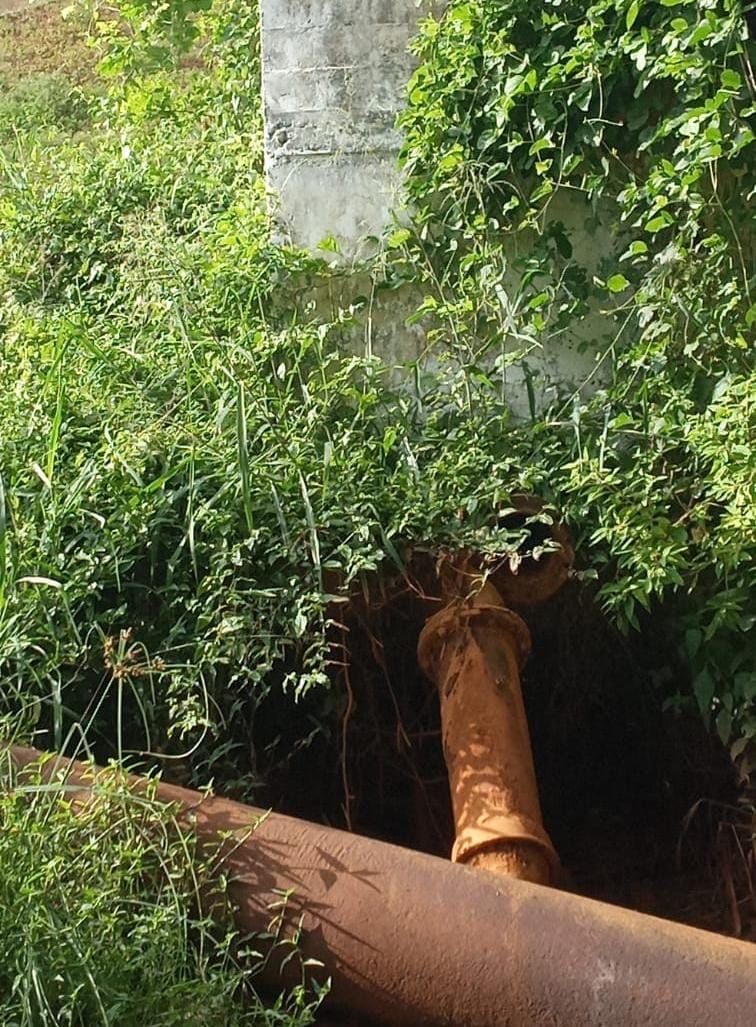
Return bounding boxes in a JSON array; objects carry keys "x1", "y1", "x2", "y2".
[{"x1": 0, "y1": 0, "x2": 94, "y2": 85}]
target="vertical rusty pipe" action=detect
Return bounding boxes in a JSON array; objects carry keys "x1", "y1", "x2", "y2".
[{"x1": 418, "y1": 581, "x2": 558, "y2": 884}]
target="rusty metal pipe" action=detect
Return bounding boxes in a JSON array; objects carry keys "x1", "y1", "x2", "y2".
[
  {"x1": 419, "y1": 581, "x2": 558, "y2": 883},
  {"x1": 7, "y1": 745, "x2": 756, "y2": 1027},
  {"x1": 491, "y1": 497, "x2": 573, "y2": 606}
]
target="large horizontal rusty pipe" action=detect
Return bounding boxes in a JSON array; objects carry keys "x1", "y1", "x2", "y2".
[
  {"x1": 7, "y1": 745, "x2": 756, "y2": 1027},
  {"x1": 419, "y1": 581, "x2": 558, "y2": 884}
]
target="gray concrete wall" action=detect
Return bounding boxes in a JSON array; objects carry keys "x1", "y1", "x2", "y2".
[
  {"x1": 260, "y1": 1, "x2": 613, "y2": 413},
  {"x1": 261, "y1": 0, "x2": 442, "y2": 260}
]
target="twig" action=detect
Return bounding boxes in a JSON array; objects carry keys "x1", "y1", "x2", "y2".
[{"x1": 340, "y1": 627, "x2": 355, "y2": 832}]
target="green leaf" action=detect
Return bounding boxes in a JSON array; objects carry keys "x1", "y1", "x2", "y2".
[
  {"x1": 716, "y1": 708, "x2": 732, "y2": 746},
  {"x1": 645, "y1": 213, "x2": 673, "y2": 233},
  {"x1": 607, "y1": 274, "x2": 630, "y2": 293},
  {"x1": 620, "y1": 240, "x2": 648, "y2": 261},
  {"x1": 572, "y1": 82, "x2": 593, "y2": 112},
  {"x1": 685, "y1": 628, "x2": 702, "y2": 660},
  {"x1": 611, "y1": 413, "x2": 635, "y2": 429},
  {"x1": 555, "y1": 232, "x2": 573, "y2": 259},
  {"x1": 317, "y1": 234, "x2": 340, "y2": 254},
  {"x1": 387, "y1": 228, "x2": 411, "y2": 249},
  {"x1": 721, "y1": 69, "x2": 742, "y2": 91},
  {"x1": 382, "y1": 426, "x2": 398, "y2": 454},
  {"x1": 693, "y1": 669, "x2": 715, "y2": 722},
  {"x1": 438, "y1": 150, "x2": 463, "y2": 172},
  {"x1": 626, "y1": 0, "x2": 640, "y2": 31}
]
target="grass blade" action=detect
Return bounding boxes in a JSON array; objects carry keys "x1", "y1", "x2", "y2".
[
  {"x1": 236, "y1": 384, "x2": 254, "y2": 536},
  {"x1": 0, "y1": 472, "x2": 6, "y2": 603}
]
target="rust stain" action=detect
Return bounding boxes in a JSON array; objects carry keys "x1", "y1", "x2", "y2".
[{"x1": 7, "y1": 745, "x2": 756, "y2": 1027}]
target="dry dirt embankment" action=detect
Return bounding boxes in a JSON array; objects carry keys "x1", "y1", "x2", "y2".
[{"x1": 0, "y1": 0, "x2": 94, "y2": 84}]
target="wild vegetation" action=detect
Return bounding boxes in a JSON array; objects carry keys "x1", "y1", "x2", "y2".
[
  {"x1": 0, "y1": 0, "x2": 753, "y2": 1015},
  {"x1": 398, "y1": 0, "x2": 755, "y2": 757},
  {"x1": 0, "y1": 0, "x2": 586, "y2": 782},
  {"x1": 0, "y1": 754, "x2": 323, "y2": 1025}
]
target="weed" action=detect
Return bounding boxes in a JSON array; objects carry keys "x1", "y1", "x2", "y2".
[{"x1": 0, "y1": 754, "x2": 323, "y2": 1025}]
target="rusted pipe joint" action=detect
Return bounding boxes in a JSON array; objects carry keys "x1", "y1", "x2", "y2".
[
  {"x1": 489, "y1": 495, "x2": 574, "y2": 606},
  {"x1": 438, "y1": 499, "x2": 573, "y2": 609},
  {"x1": 419, "y1": 589, "x2": 559, "y2": 884}
]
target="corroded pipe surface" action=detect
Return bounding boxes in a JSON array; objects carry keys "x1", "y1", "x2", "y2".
[
  {"x1": 490, "y1": 495, "x2": 574, "y2": 606},
  {"x1": 418, "y1": 582, "x2": 558, "y2": 884},
  {"x1": 7, "y1": 746, "x2": 756, "y2": 1027}
]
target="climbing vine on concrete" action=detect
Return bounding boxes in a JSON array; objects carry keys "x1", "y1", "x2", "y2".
[{"x1": 397, "y1": 0, "x2": 755, "y2": 759}]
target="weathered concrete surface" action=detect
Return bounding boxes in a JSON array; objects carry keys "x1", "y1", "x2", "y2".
[
  {"x1": 261, "y1": 0, "x2": 443, "y2": 260},
  {"x1": 260, "y1": 2, "x2": 616, "y2": 411}
]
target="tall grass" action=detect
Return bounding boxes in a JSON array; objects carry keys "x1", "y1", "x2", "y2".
[
  {"x1": 0, "y1": 0, "x2": 538, "y2": 790},
  {"x1": 0, "y1": 754, "x2": 323, "y2": 1025}
]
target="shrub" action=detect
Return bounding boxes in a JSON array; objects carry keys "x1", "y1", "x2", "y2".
[{"x1": 398, "y1": 0, "x2": 755, "y2": 758}]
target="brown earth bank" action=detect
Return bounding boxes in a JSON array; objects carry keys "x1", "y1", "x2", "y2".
[{"x1": 0, "y1": 0, "x2": 94, "y2": 85}]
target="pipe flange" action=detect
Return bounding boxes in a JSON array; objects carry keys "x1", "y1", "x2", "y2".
[
  {"x1": 418, "y1": 602, "x2": 531, "y2": 681},
  {"x1": 452, "y1": 814, "x2": 561, "y2": 880},
  {"x1": 488, "y1": 495, "x2": 574, "y2": 606}
]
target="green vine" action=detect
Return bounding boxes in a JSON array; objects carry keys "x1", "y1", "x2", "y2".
[
  {"x1": 0, "y1": 0, "x2": 753, "y2": 788},
  {"x1": 397, "y1": 0, "x2": 755, "y2": 759}
]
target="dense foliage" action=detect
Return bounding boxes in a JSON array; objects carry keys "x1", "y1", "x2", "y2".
[
  {"x1": 0, "y1": 755, "x2": 323, "y2": 1025},
  {"x1": 398, "y1": 0, "x2": 755, "y2": 760},
  {"x1": 0, "y1": 0, "x2": 753, "y2": 1007},
  {"x1": 0, "y1": 1, "x2": 549, "y2": 788},
  {"x1": 0, "y1": 0, "x2": 753, "y2": 810}
]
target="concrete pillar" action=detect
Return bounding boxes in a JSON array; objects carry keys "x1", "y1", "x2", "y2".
[
  {"x1": 259, "y1": 2, "x2": 611, "y2": 404},
  {"x1": 260, "y1": 1, "x2": 443, "y2": 261}
]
